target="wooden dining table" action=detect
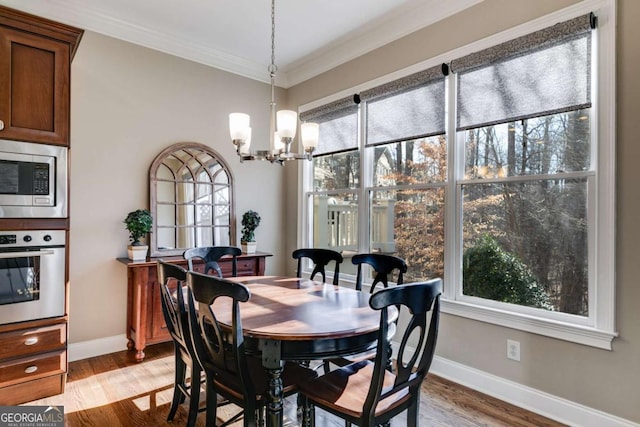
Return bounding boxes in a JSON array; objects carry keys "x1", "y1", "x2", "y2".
[{"x1": 216, "y1": 275, "x2": 397, "y2": 427}]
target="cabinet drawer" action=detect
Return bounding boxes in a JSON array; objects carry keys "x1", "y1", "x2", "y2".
[
  {"x1": 0, "y1": 374, "x2": 65, "y2": 406},
  {"x1": 0, "y1": 350, "x2": 66, "y2": 388},
  {"x1": 0, "y1": 324, "x2": 66, "y2": 360},
  {"x1": 236, "y1": 259, "x2": 257, "y2": 275}
]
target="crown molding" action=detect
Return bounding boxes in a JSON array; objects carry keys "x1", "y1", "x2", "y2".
[
  {"x1": 0, "y1": 0, "x2": 271, "y2": 83},
  {"x1": 0, "y1": 0, "x2": 482, "y2": 87}
]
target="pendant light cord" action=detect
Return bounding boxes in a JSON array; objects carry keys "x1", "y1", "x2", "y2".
[{"x1": 268, "y1": 0, "x2": 277, "y2": 148}]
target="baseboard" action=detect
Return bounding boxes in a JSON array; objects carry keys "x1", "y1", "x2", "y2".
[
  {"x1": 68, "y1": 334, "x2": 128, "y2": 362},
  {"x1": 431, "y1": 356, "x2": 639, "y2": 427}
]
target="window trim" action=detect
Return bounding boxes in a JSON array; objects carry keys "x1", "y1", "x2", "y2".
[{"x1": 298, "y1": 0, "x2": 616, "y2": 350}]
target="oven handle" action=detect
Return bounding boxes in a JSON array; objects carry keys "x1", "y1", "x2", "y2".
[{"x1": 0, "y1": 249, "x2": 55, "y2": 258}]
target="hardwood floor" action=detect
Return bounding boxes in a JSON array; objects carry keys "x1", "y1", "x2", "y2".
[{"x1": 26, "y1": 342, "x2": 565, "y2": 426}]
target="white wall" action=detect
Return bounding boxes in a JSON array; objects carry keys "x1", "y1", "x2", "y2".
[{"x1": 69, "y1": 31, "x2": 286, "y2": 343}]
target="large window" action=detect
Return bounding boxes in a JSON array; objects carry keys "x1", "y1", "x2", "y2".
[
  {"x1": 300, "y1": 2, "x2": 616, "y2": 349},
  {"x1": 303, "y1": 66, "x2": 447, "y2": 283},
  {"x1": 453, "y1": 14, "x2": 594, "y2": 319}
]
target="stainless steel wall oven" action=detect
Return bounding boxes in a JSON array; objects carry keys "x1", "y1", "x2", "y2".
[{"x1": 0, "y1": 230, "x2": 65, "y2": 324}]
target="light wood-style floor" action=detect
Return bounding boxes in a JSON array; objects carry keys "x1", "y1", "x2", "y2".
[{"x1": 26, "y1": 342, "x2": 565, "y2": 427}]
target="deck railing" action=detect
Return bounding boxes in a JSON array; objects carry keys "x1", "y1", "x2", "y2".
[{"x1": 314, "y1": 196, "x2": 395, "y2": 253}]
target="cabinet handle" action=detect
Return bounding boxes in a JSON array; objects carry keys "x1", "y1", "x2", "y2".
[
  {"x1": 0, "y1": 119, "x2": 4, "y2": 130},
  {"x1": 24, "y1": 337, "x2": 39, "y2": 346},
  {"x1": 24, "y1": 365, "x2": 38, "y2": 374}
]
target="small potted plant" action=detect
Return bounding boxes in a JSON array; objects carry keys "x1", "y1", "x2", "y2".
[
  {"x1": 240, "y1": 210, "x2": 261, "y2": 253},
  {"x1": 124, "y1": 209, "x2": 153, "y2": 261}
]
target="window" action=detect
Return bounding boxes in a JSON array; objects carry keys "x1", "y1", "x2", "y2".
[
  {"x1": 453, "y1": 14, "x2": 593, "y2": 319},
  {"x1": 300, "y1": 2, "x2": 616, "y2": 349},
  {"x1": 303, "y1": 98, "x2": 360, "y2": 260},
  {"x1": 302, "y1": 67, "x2": 447, "y2": 283},
  {"x1": 361, "y1": 67, "x2": 447, "y2": 283}
]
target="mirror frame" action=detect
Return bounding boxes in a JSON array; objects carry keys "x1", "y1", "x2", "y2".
[{"x1": 149, "y1": 142, "x2": 236, "y2": 257}]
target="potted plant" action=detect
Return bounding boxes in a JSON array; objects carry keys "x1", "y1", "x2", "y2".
[
  {"x1": 124, "y1": 209, "x2": 153, "y2": 261},
  {"x1": 241, "y1": 210, "x2": 261, "y2": 253}
]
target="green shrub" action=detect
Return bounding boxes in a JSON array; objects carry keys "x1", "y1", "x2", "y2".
[{"x1": 463, "y1": 235, "x2": 553, "y2": 310}]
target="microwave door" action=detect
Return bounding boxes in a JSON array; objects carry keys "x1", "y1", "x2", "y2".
[
  {"x1": 0, "y1": 139, "x2": 66, "y2": 218},
  {"x1": 0, "y1": 156, "x2": 54, "y2": 207}
]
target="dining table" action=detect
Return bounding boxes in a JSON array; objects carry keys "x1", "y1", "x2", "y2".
[{"x1": 215, "y1": 275, "x2": 397, "y2": 427}]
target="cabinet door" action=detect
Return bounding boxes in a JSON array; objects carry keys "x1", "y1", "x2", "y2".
[
  {"x1": 149, "y1": 267, "x2": 171, "y2": 342},
  {"x1": 0, "y1": 26, "x2": 70, "y2": 145}
]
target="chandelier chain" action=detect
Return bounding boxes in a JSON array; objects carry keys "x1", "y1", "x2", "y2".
[{"x1": 269, "y1": 0, "x2": 277, "y2": 76}]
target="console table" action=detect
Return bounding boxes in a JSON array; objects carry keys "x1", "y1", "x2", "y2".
[{"x1": 117, "y1": 252, "x2": 272, "y2": 361}]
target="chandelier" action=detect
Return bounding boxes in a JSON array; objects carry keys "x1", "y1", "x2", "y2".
[{"x1": 229, "y1": 0, "x2": 319, "y2": 165}]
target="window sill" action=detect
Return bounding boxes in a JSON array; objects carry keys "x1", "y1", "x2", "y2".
[{"x1": 441, "y1": 299, "x2": 617, "y2": 350}]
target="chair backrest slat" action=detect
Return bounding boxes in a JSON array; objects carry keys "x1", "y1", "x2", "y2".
[
  {"x1": 352, "y1": 253, "x2": 408, "y2": 292},
  {"x1": 157, "y1": 260, "x2": 191, "y2": 352},
  {"x1": 292, "y1": 248, "x2": 343, "y2": 286},
  {"x1": 183, "y1": 246, "x2": 242, "y2": 277}
]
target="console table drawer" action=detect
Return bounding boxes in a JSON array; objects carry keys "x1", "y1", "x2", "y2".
[
  {"x1": 237, "y1": 258, "x2": 258, "y2": 275},
  {"x1": 0, "y1": 324, "x2": 66, "y2": 360},
  {"x1": 0, "y1": 350, "x2": 66, "y2": 388}
]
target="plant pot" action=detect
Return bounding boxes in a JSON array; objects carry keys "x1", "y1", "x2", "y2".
[
  {"x1": 242, "y1": 241, "x2": 257, "y2": 254},
  {"x1": 128, "y1": 244, "x2": 148, "y2": 261}
]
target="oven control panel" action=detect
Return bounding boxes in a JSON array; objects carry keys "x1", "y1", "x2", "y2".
[
  {"x1": 0, "y1": 234, "x2": 16, "y2": 245},
  {"x1": 0, "y1": 230, "x2": 65, "y2": 247}
]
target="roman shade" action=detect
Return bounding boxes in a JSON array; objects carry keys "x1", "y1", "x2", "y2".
[
  {"x1": 360, "y1": 65, "x2": 446, "y2": 146},
  {"x1": 451, "y1": 13, "x2": 595, "y2": 131},
  {"x1": 300, "y1": 96, "x2": 358, "y2": 156}
]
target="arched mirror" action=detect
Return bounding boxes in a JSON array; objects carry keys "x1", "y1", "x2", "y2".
[{"x1": 149, "y1": 142, "x2": 235, "y2": 257}]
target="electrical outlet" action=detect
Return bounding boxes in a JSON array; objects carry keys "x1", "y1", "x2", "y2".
[{"x1": 507, "y1": 339, "x2": 521, "y2": 361}]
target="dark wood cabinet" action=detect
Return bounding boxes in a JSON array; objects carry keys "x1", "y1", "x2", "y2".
[
  {"x1": 0, "y1": 5, "x2": 82, "y2": 146},
  {"x1": 0, "y1": 319, "x2": 67, "y2": 405},
  {"x1": 0, "y1": 5, "x2": 81, "y2": 405},
  {"x1": 118, "y1": 252, "x2": 272, "y2": 362}
]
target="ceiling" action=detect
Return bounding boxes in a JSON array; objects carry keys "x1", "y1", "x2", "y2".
[{"x1": 0, "y1": 0, "x2": 481, "y2": 87}]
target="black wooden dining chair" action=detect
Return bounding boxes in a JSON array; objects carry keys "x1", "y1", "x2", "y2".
[
  {"x1": 185, "y1": 270, "x2": 318, "y2": 427},
  {"x1": 292, "y1": 248, "x2": 343, "y2": 286},
  {"x1": 352, "y1": 253, "x2": 408, "y2": 292},
  {"x1": 299, "y1": 278, "x2": 442, "y2": 427},
  {"x1": 157, "y1": 260, "x2": 203, "y2": 427},
  {"x1": 183, "y1": 246, "x2": 242, "y2": 277},
  {"x1": 323, "y1": 253, "x2": 408, "y2": 373}
]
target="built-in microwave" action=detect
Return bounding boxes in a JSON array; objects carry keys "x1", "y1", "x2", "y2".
[{"x1": 0, "y1": 139, "x2": 67, "y2": 218}]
